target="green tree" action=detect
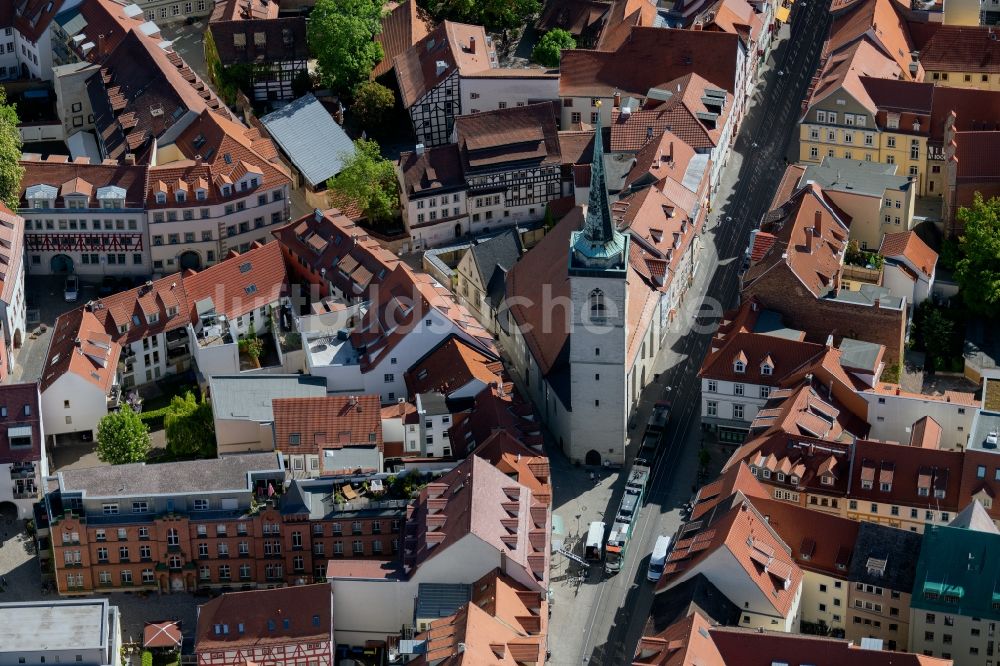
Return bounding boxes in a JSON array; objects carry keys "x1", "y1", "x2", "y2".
[
  {"x1": 326, "y1": 138, "x2": 400, "y2": 225},
  {"x1": 532, "y1": 28, "x2": 575, "y2": 67},
  {"x1": 955, "y1": 193, "x2": 1000, "y2": 318},
  {"x1": 0, "y1": 88, "x2": 24, "y2": 210},
  {"x1": 96, "y1": 405, "x2": 150, "y2": 465},
  {"x1": 308, "y1": 0, "x2": 384, "y2": 92},
  {"x1": 914, "y1": 301, "x2": 956, "y2": 372},
  {"x1": 429, "y1": 0, "x2": 541, "y2": 31},
  {"x1": 352, "y1": 81, "x2": 396, "y2": 134},
  {"x1": 164, "y1": 392, "x2": 216, "y2": 459}
]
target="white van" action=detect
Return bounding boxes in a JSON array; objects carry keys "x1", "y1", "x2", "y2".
[{"x1": 647, "y1": 535, "x2": 671, "y2": 582}]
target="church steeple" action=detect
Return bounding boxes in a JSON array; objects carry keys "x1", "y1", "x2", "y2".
[
  {"x1": 583, "y1": 111, "x2": 616, "y2": 244},
  {"x1": 569, "y1": 107, "x2": 628, "y2": 275}
]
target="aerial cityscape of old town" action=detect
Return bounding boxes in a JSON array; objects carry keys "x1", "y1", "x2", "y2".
[{"x1": 0, "y1": 0, "x2": 1000, "y2": 663}]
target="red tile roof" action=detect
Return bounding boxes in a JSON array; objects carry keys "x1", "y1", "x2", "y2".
[
  {"x1": 743, "y1": 184, "x2": 850, "y2": 299},
  {"x1": 632, "y1": 610, "x2": 725, "y2": 666},
  {"x1": 559, "y1": 27, "x2": 740, "y2": 99},
  {"x1": 271, "y1": 395, "x2": 383, "y2": 463},
  {"x1": 395, "y1": 21, "x2": 494, "y2": 107},
  {"x1": 19, "y1": 158, "x2": 149, "y2": 210},
  {"x1": 848, "y1": 438, "x2": 964, "y2": 512},
  {"x1": 473, "y1": 430, "x2": 552, "y2": 507},
  {"x1": 61, "y1": 0, "x2": 155, "y2": 63},
  {"x1": 536, "y1": 0, "x2": 610, "y2": 36},
  {"x1": 41, "y1": 309, "x2": 121, "y2": 393},
  {"x1": 413, "y1": 569, "x2": 547, "y2": 665},
  {"x1": 929, "y1": 86, "x2": 1000, "y2": 142},
  {"x1": 195, "y1": 584, "x2": 331, "y2": 651},
  {"x1": 804, "y1": 41, "x2": 902, "y2": 117},
  {"x1": 748, "y1": 497, "x2": 859, "y2": 578},
  {"x1": 143, "y1": 621, "x2": 182, "y2": 649},
  {"x1": 449, "y1": 382, "x2": 544, "y2": 454},
  {"x1": 0, "y1": 382, "x2": 42, "y2": 465},
  {"x1": 406, "y1": 454, "x2": 547, "y2": 587},
  {"x1": 825, "y1": 0, "x2": 918, "y2": 79},
  {"x1": 398, "y1": 143, "x2": 466, "y2": 197},
  {"x1": 610, "y1": 73, "x2": 732, "y2": 153},
  {"x1": 373, "y1": 0, "x2": 434, "y2": 79},
  {"x1": 272, "y1": 208, "x2": 400, "y2": 300},
  {"x1": 623, "y1": 129, "x2": 698, "y2": 191},
  {"x1": 690, "y1": 462, "x2": 769, "y2": 521},
  {"x1": 707, "y1": 626, "x2": 951, "y2": 665},
  {"x1": 661, "y1": 498, "x2": 803, "y2": 619},
  {"x1": 352, "y1": 264, "x2": 494, "y2": 373},
  {"x1": 595, "y1": 0, "x2": 659, "y2": 51},
  {"x1": 879, "y1": 230, "x2": 937, "y2": 278},
  {"x1": 919, "y1": 25, "x2": 1000, "y2": 74},
  {"x1": 455, "y1": 103, "x2": 562, "y2": 170},
  {"x1": 183, "y1": 241, "x2": 288, "y2": 321},
  {"x1": 209, "y1": 15, "x2": 308, "y2": 66},
  {"x1": 12, "y1": 0, "x2": 66, "y2": 42},
  {"x1": 405, "y1": 335, "x2": 504, "y2": 397}
]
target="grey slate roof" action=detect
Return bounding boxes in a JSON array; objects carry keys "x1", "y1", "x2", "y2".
[
  {"x1": 949, "y1": 500, "x2": 1000, "y2": 534},
  {"x1": 801, "y1": 157, "x2": 911, "y2": 198},
  {"x1": 752, "y1": 309, "x2": 805, "y2": 341},
  {"x1": 848, "y1": 522, "x2": 922, "y2": 591},
  {"x1": 59, "y1": 452, "x2": 282, "y2": 498},
  {"x1": 470, "y1": 230, "x2": 522, "y2": 309},
  {"x1": 838, "y1": 338, "x2": 883, "y2": 372},
  {"x1": 210, "y1": 374, "x2": 327, "y2": 422},
  {"x1": 416, "y1": 583, "x2": 472, "y2": 619},
  {"x1": 261, "y1": 93, "x2": 356, "y2": 188},
  {"x1": 644, "y1": 573, "x2": 741, "y2": 636}
]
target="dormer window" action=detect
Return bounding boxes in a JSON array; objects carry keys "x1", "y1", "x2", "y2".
[
  {"x1": 761, "y1": 364, "x2": 773, "y2": 376},
  {"x1": 734, "y1": 361, "x2": 745, "y2": 373},
  {"x1": 118, "y1": 324, "x2": 128, "y2": 334},
  {"x1": 176, "y1": 191, "x2": 186, "y2": 203},
  {"x1": 250, "y1": 177, "x2": 259, "y2": 188},
  {"x1": 821, "y1": 474, "x2": 834, "y2": 486},
  {"x1": 761, "y1": 469, "x2": 771, "y2": 479},
  {"x1": 790, "y1": 475, "x2": 800, "y2": 485},
  {"x1": 167, "y1": 306, "x2": 177, "y2": 318},
  {"x1": 776, "y1": 473, "x2": 785, "y2": 482},
  {"x1": 196, "y1": 189, "x2": 207, "y2": 201},
  {"x1": 155, "y1": 192, "x2": 167, "y2": 204},
  {"x1": 918, "y1": 487, "x2": 929, "y2": 497},
  {"x1": 147, "y1": 312, "x2": 159, "y2": 325},
  {"x1": 934, "y1": 488, "x2": 945, "y2": 499},
  {"x1": 222, "y1": 185, "x2": 231, "y2": 197}
]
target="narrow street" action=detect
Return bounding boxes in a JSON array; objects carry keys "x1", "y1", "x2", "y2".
[{"x1": 546, "y1": 1, "x2": 834, "y2": 663}]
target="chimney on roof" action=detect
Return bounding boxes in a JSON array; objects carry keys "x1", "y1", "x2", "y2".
[
  {"x1": 124, "y1": 154, "x2": 136, "y2": 166},
  {"x1": 804, "y1": 226, "x2": 814, "y2": 254},
  {"x1": 613, "y1": 91, "x2": 621, "y2": 108},
  {"x1": 668, "y1": 141, "x2": 674, "y2": 163},
  {"x1": 814, "y1": 210, "x2": 822, "y2": 237},
  {"x1": 415, "y1": 143, "x2": 425, "y2": 156},
  {"x1": 98, "y1": 34, "x2": 106, "y2": 56},
  {"x1": 469, "y1": 36, "x2": 476, "y2": 53}
]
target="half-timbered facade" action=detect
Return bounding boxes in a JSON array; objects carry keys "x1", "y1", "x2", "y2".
[
  {"x1": 20, "y1": 157, "x2": 151, "y2": 276},
  {"x1": 195, "y1": 585, "x2": 333, "y2": 666},
  {"x1": 207, "y1": 0, "x2": 309, "y2": 103}
]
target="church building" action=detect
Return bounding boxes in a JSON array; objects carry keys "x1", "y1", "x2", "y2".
[{"x1": 501, "y1": 117, "x2": 706, "y2": 464}]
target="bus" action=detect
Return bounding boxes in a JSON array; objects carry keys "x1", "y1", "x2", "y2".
[{"x1": 605, "y1": 464, "x2": 650, "y2": 574}]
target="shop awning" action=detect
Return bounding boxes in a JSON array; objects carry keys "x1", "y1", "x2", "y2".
[{"x1": 776, "y1": 6, "x2": 791, "y2": 21}]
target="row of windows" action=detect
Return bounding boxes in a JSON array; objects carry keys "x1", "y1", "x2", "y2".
[
  {"x1": 145, "y1": 1, "x2": 209, "y2": 21},
  {"x1": 705, "y1": 401, "x2": 744, "y2": 419},
  {"x1": 416, "y1": 194, "x2": 461, "y2": 210},
  {"x1": 847, "y1": 499, "x2": 949, "y2": 521},
  {"x1": 570, "y1": 112, "x2": 600, "y2": 124},
  {"x1": 706, "y1": 380, "x2": 770, "y2": 399},
  {"x1": 816, "y1": 110, "x2": 868, "y2": 127},
  {"x1": 27, "y1": 218, "x2": 139, "y2": 231},
  {"x1": 930, "y1": 71, "x2": 993, "y2": 84}
]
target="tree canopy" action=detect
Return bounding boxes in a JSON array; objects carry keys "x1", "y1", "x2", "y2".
[
  {"x1": 0, "y1": 88, "x2": 24, "y2": 211},
  {"x1": 326, "y1": 138, "x2": 400, "y2": 226},
  {"x1": 532, "y1": 29, "x2": 576, "y2": 67},
  {"x1": 164, "y1": 392, "x2": 216, "y2": 459},
  {"x1": 955, "y1": 193, "x2": 1000, "y2": 318},
  {"x1": 352, "y1": 81, "x2": 396, "y2": 135},
  {"x1": 428, "y1": 0, "x2": 541, "y2": 32},
  {"x1": 912, "y1": 301, "x2": 957, "y2": 372},
  {"x1": 96, "y1": 405, "x2": 150, "y2": 465},
  {"x1": 308, "y1": 0, "x2": 385, "y2": 92}
]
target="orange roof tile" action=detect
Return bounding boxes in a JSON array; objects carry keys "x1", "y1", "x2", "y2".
[{"x1": 879, "y1": 230, "x2": 937, "y2": 278}]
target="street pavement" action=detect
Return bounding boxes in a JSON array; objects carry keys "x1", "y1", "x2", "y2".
[{"x1": 546, "y1": 1, "x2": 834, "y2": 663}]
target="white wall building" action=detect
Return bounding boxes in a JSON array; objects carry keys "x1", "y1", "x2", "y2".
[{"x1": 0, "y1": 599, "x2": 122, "y2": 666}]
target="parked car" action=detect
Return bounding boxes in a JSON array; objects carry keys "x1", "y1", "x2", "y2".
[
  {"x1": 647, "y1": 535, "x2": 671, "y2": 582},
  {"x1": 63, "y1": 275, "x2": 79, "y2": 302},
  {"x1": 98, "y1": 276, "x2": 117, "y2": 296}
]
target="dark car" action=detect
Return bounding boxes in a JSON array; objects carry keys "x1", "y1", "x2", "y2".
[{"x1": 98, "y1": 276, "x2": 117, "y2": 296}]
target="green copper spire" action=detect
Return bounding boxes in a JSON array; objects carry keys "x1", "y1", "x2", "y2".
[
  {"x1": 569, "y1": 107, "x2": 628, "y2": 274},
  {"x1": 584, "y1": 113, "x2": 616, "y2": 244}
]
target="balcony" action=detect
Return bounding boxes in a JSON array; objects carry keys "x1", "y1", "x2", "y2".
[{"x1": 107, "y1": 384, "x2": 122, "y2": 410}]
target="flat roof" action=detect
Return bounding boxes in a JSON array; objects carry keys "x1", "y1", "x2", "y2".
[
  {"x1": 801, "y1": 157, "x2": 910, "y2": 198},
  {"x1": 59, "y1": 452, "x2": 282, "y2": 498},
  {"x1": 210, "y1": 374, "x2": 327, "y2": 421},
  {"x1": 969, "y1": 410, "x2": 1000, "y2": 453},
  {"x1": 0, "y1": 600, "x2": 108, "y2": 652},
  {"x1": 838, "y1": 338, "x2": 883, "y2": 372}
]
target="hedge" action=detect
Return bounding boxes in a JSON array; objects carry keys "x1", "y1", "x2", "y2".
[
  {"x1": 141, "y1": 651, "x2": 153, "y2": 666},
  {"x1": 138, "y1": 406, "x2": 170, "y2": 430}
]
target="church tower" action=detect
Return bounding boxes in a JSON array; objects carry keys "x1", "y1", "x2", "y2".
[{"x1": 567, "y1": 112, "x2": 630, "y2": 465}]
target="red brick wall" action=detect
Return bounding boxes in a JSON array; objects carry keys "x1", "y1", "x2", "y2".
[{"x1": 742, "y1": 266, "x2": 907, "y2": 363}]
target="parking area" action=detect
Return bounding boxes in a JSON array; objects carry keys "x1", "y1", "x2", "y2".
[{"x1": 13, "y1": 275, "x2": 91, "y2": 383}]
